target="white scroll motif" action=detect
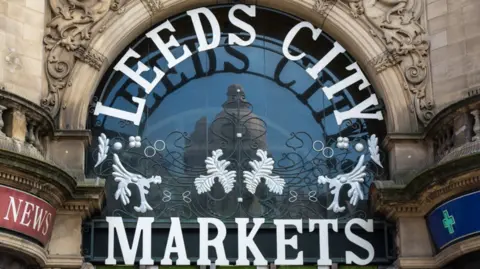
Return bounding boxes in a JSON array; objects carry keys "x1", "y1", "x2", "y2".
[
  {"x1": 318, "y1": 155, "x2": 366, "y2": 213},
  {"x1": 194, "y1": 149, "x2": 237, "y2": 194},
  {"x1": 244, "y1": 149, "x2": 285, "y2": 195},
  {"x1": 112, "y1": 154, "x2": 162, "y2": 213},
  {"x1": 368, "y1": 134, "x2": 383, "y2": 168},
  {"x1": 95, "y1": 133, "x2": 110, "y2": 167}
]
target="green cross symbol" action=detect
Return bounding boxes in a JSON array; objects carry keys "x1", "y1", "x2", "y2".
[{"x1": 442, "y1": 210, "x2": 456, "y2": 235}]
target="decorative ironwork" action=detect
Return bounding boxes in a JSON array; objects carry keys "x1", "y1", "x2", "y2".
[
  {"x1": 94, "y1": 133, "x2": 109, "y2": 168},
  {"x1": 111, "y1": 153, "x2": 162, "y2": 213},
  {"x1": 90, "y1": 85, "x2": 386, "y2": 221},
  {"x1": 85, "y1": 6, "x2": 389, "y2": 222},
  {"x1": 194, "y1": 149, "x2": 237, "y2": 194},
  {"x1": 368, "y1": 134, "x2": 383, "y2": 168},
  {"x1": 244, "y1": 149, "x2": 285, "y2": 195},
  {"x1": 318, "y1": 154, "x2": 366, "y2": 213}
]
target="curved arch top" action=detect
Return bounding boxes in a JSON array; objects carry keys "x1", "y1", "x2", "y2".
[{"x1": 56, "y1": 0, "x2": 424, "y2": 133}]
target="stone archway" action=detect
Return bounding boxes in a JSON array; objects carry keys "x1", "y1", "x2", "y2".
[{"x1": 43, "y1": 0, "x2": 432, "y2": 133}]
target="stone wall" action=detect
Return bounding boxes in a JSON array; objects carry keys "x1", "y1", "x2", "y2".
[
  {"x1": 0, "y1": 0, "x2": 46, "y2": 104},
  {"x1": 428, "y1": 0, "x2": 480, "y2": 110}
]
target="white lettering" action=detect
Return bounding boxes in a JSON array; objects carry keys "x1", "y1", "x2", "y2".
[
  {"x1": 94, "y1": 97, "x2": 146, "y2": 126},
  {"x1": 146, "y1": 20, "x2": 192, "y2": 69},
  {"x1": 3, "y1": 197, "x2": 23, "y2": 222},
  {"x1": 322, "y1": 62, "x2": 369, "y2": 100},
  {"x1": 114, "y1": 48, "x2": 164, "y2": 94},
  {"x1": 41, "y1": 213, "x2": 52, "y2": 236},
  {"x1": 228, "y1": 5, "x2": 257, "y2": 47},
  {"x1": 235, "y1": 218, "x2": 267, "y2": 266},
  {"x1": 19, "y1": 201, "x2": 34, "y2": 227},
  {"x1": 187, "y1": 8, "x2": 221, "y2": 52},
  {"x1": 345, "y1": 219, "x2": 375, "y2": 265},
  {"x1": 105, "y1": 217, "x2": 154, "y2": 265},
  {"x1": 309, "y1": 219, "x2": 338, "y2": 266},
  {"x1": 197, "y1": 217, "x2": 229, "y2": 265},
  {"x1": 274, "y1": 219, "x2": 303, "y2": 265},
  {"x1": 306, "y1": 42, "x2": 346, "y2": 80},
  {"x1": 161, "y1": 217, "x2": 190, "y2": 265},
  {"x1": 334, "y1": 94, "x2": 384, "y2": 125},
  {"x1": 32, "y1": 206, "x2": 47, "y2": 232},
  {"x1": 283, "y1": 21, "x2": 322, "y2": 61}
]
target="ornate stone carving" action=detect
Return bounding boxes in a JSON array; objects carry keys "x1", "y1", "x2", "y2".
[
  {"x1": 141, "y1": 0, "x2": 163, "y2": 15},
  {"x1": 342, "y1": 0, "x2": 434, "y2": 125},
  {"x1": 313, "y1": 0, "x2": 338, "y2": 16},
  {"x1": 43, "y1": 0, "x2": 130, "y2": 118}
]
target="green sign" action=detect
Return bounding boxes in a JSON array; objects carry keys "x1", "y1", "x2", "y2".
[{"x1": 442, "y1": 210, "x2": 456, "y2": 235}]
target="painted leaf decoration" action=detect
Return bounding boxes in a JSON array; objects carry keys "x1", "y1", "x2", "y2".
[
  {"x1": 195, "y1": 149, "x2": 236, "y2": 194},
  {"x1": 112, "y1": 153, "x2": 161, "y2": 213},
  {"x1": 318, "y1": 155, "x2": 367, "y2": 213},
  {"x1": 244, "y1": 149, "x2": 285, "y2": 195},
  {"x1": 368, "y1": 134, "x2": 383, "y2": 168},
  {"x1": 95, "y1": 133, "x2": 109, "y2": 167}
]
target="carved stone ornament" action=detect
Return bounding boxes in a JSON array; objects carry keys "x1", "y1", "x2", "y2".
[
  {"x1": 43, "y1": 0, "x2": 131, "y2": 118},
  {"x1": 313, "y1": 0, "x2": 338, "y2": 17},
  {"x1": 140, "y1": 0, "x2": 163, "y2": 15},
  {"x1": 342, "y1": 0, "x2": 434, "y2": 125}
]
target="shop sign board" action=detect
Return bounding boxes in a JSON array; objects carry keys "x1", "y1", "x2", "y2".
[
  {"x1": 428, "y1": 191, "x2": 480, "y2": 250},
  {"x1": 85, "y1": 4, "x2": 395, "y2": 267},
  {"x1": 0, "y1": 185, "x2": 56, "y2": 245},
  {"x1": 94, "y1": 5, "x2": 383, "y2": 127},
  {"x1": 83, "y1": 218, "x2": 395, "y2": 266}
]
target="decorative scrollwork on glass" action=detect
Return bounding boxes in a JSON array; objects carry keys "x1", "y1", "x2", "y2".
[
  {"x1": 308, "y1": 191, "x2": 318, "y2": 202},
  {"x1": 289, "y1": 191, "x2": 298, "y2": 203},
  {"x1": 183, "y1": 191, "x2": 192, "y2": 204},
  {"x1": 89, "y1": 83, "x2": 387, "y2": 221},
  {"x1": 162, "y1": 190, "x2": 172, "y2": 203}
]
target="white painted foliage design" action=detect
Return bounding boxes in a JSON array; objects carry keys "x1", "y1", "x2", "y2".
[
  {"x1": 112, "y1": 153, "x2": 162, "y2": 213},
  {"x1": 95, "y1": 133, "x2": 109, "y2": 167},
  {"x1": 368, "y1": 134, "x2": 383, "y2": 168},
  {"x1": 318, "y1": 155, "x2": 366, "y2": 213},
  {"x1": 195, "y1": 149, "x2": 236, "y2": 194},
  {"x1": 244, "y1": 149, "x2": 285, "y2": 195}
]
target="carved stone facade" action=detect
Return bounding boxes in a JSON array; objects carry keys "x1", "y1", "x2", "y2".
[
  {"x1": 42, "y1": 0, "x2": 130, "y2": 118},
  {"x1": 342, "y1": 0, "x2": 433, "y2": 125}
]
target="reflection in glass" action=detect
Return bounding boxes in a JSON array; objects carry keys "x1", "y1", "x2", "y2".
[{"x1": 87, "y1": 5, "x2": 387, "y2": 221}]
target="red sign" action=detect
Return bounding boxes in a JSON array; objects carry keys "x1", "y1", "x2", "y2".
[{"x1": 0, "y1": 185, "x2": 56, "y2": 245}]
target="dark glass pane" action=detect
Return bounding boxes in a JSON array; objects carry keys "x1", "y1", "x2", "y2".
[{"x1": 86, "y1": 5, "x2": 388, "y2": 221}]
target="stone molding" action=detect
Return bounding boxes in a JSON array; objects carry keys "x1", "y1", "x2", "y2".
[
  {"x1": 396, "y1": 236, "x2": 480, "y2": 268},
  {"x1": 0, "y1": 89, "x2": 54, "y2": 161},
  {"x1": 0, "y1": 232, "x2": 48, "y2": 267},
  {"x1": 0, "y1": 168, "x2": 64, "y2": 206},
  {"x1": 140, "y1": 0, "x2": 163, "y2": 15},
  {"x1": 0, "y1": 90, "x2": 55, "y2": 134},
  {"x1": 0, "y1": 230, "x2": 86, "y2": 268},
  {"x1": 43, "y1": 255, "x2": 84, "y2": 269},
  {"x1": 0, "y1": 149, "x2": 104, "y2": 217},
  {"x1": 372, "y1": 168, "x2": 480, "y2": 220}
]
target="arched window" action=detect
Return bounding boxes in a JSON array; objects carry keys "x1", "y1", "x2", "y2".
[{"x1": 87, "y1": 5, "x2": 387, "y2": 221}]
